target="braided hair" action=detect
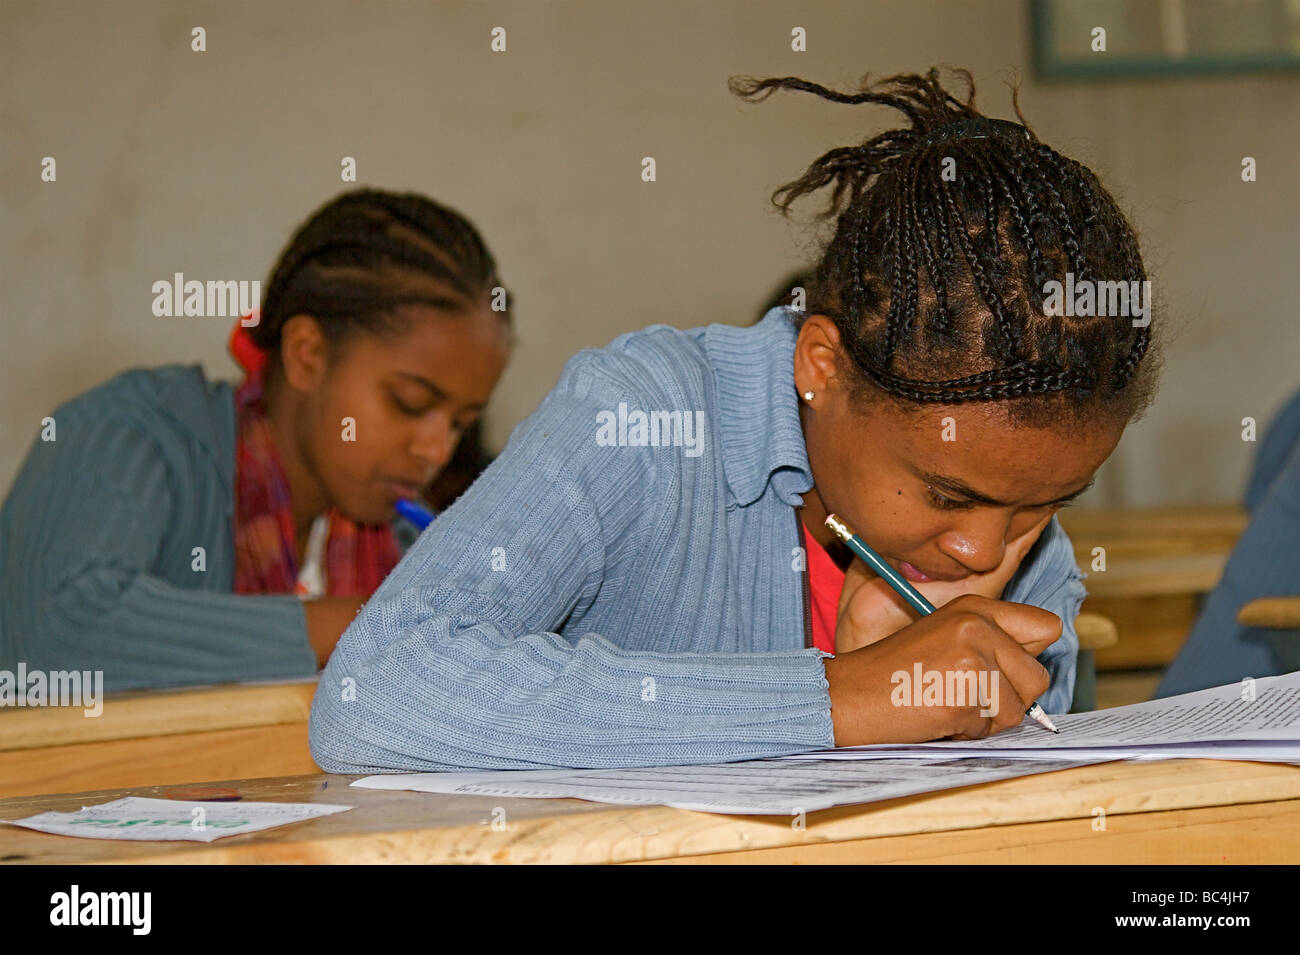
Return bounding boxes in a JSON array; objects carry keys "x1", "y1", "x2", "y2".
[
  {"x1": 252, "y1": 188, "x2": 511, "y2": 384},
  {"x1": 730, "y1": 68, "x2": 1160, "y2": 428}
]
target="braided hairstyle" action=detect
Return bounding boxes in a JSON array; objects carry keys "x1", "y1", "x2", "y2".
[
  {"x1": 252, "y1": 188, "x2": 511, "y2": 386},
  {"x1": 730, "y1": 68, "x2": 1160, "y2": 428}
]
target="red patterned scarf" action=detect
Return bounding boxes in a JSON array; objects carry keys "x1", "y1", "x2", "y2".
[{"x1": 229, "y1": 317, "x2": 399, "y2": 597}]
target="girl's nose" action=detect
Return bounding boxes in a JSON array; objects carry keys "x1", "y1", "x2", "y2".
[
  {"x1": 936, "y1": 514, "x2": 1009, "y2": 575},
  {"x1": 409, "y1": 415, "x2": 455, "y2": 476}
]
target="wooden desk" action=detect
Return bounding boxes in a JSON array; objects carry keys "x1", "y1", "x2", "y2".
[
  {"x1": 1, "y1": 760, "x2": 1298, "y2": 864},
  {"x1": 0, "y1": 681, "x2": 320, "y2": 799},
  {"x1": 1059, "y1": 506, "x2": 1246, "y2": 671},
  {"x1": 1058, "y1": 505, "x2": 1247, "y2": 559}
]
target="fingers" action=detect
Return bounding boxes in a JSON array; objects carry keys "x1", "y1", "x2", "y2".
[
  {"x1": 987, "y1": 643, "x2": 1043, "y2": 728},
  {"x1": 1027, "y1": 510, "x2": 1054, "y2": 536},
  {"x1": 938, "y1": 654, "x2": 1039, "y2": 740},
  {"x1": 970, "y1": 601, "x2": 1051, "y2": 730},
  {"x1": 932, "y1": 595, "x2": 1053, "y2": 738},
  {"x1": 1005, "y1": 511, "x2": 1054, "y2": 562},
  {"x1": 948, "y1": 593, "x2": 1062, "y2": 656}
]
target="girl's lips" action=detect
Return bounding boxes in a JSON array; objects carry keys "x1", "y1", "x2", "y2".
[
  {"x1": 386, "y1": 480, "x2": 424, "y2": 500},
  {"x1": 898, "y1": 560, "x2": 968, "y2": 584},
  {"x1": 898, "y1": 560, "x2": 934, "y2": 583}
]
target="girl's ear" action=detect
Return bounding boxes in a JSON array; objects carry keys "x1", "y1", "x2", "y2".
[
  {"x1": 278, "y1": 314, "x2": 331, "y2": 393},
  {"x1": 794, "y1": 314, "x2": 846, "y2": 399}
]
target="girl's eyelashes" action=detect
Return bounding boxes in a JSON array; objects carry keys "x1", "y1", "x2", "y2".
[
  {"x1": 390, "y1": 393, "x2": 429, "y2": 417},
  {"x1": 925, "y1": 482, "x2": 1073, "y2": 513},
  {"x1": 390, "y1": 391, "x2": 481, "y2": 433},
  {"x1": 925, "y1": 485, "x2": 973, "y2": 511}
]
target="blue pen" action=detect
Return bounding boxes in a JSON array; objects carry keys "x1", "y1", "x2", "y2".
[
  {"x1": 824, "y1": 513, "x2": 1059, "y2": 734},
  {"x1": 395, "y1": 498, "x2": 436, "y2": 530}
]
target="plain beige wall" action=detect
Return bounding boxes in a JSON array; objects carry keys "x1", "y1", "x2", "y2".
[{"x1": 2, "y1": 0, "x2": 1297, "y2": 508}]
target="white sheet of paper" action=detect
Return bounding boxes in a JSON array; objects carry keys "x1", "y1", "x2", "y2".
[
  {"x1": 0, "y1": 796, "x2": 352, "y2": 843},
  {"x1": 352, "y1": 756, "x2": 1109, "y2": 815},
  {"x1": 779, "y1": 670, "x2": 1300, "y2": 761}
]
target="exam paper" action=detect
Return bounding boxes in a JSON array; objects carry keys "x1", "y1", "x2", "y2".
[
  {"x1": 779, "y1": 670, "x2": 1300, "y2": 762},
  {"x1": 352, "y1": 756, "x2": 1108, "y2": 815},
  {"x1": 349, "y1": 674, "x2": 1300, "y2": 815},
  {"x1": 0, "y1": 796, "x2": 351, "y2": 842}
]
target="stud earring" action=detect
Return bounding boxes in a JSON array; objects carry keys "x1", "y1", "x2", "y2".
[{"x1": 803, "y1": 390, "x2": 815, "y2": 402}]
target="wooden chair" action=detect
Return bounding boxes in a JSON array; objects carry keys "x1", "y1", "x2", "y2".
[
  {"x1": 1071, "y1": 611, "x2": 1118, "y2": 713},
  {"x1": 1237, "y1": 596, "x2": 1300, "y2": 674},
  {"x1": 1238, "y1": 597, "x2": 1300, "y2": 629}
]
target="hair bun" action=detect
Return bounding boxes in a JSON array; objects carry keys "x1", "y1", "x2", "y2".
[{"x1": 913, "y1": 117, "x2": 1030, "y2": 148}]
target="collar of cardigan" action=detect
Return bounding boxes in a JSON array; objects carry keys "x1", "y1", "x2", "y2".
[{"x1": 704, "y1": 306, "x2": 814, "y2": 509}]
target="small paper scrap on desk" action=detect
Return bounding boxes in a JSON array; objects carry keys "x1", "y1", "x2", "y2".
[{"x1": 0, "y1": 796, "x2": 352, "y2": 843}]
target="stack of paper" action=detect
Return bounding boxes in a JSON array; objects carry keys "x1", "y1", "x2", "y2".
[
  {"x1": 779, "y1": 670, "x2": 1300, "y2": 763},
  {"x1": 353, "y1": 756, "x2": 1109, "y2": 815},
  {"x1": 352, "y1": 671, "x2": 1300, "y2": 815}
]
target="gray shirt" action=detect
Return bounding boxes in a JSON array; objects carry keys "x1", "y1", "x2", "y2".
[{"x1": 0, "y1": 364, "x2": 316, "y2": 691}]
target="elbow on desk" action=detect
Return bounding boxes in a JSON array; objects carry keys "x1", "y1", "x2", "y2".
[
  {"x1": 307, "y1": 684, "x2": 389, "y2": 774},
  {"x1": 306, "y1": 670, "x2": 468, "y2": 774}
]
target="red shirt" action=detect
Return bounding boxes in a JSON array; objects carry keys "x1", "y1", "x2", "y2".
[{"x1": 802, "y1": 521, "x2": 846, "y2": 654}]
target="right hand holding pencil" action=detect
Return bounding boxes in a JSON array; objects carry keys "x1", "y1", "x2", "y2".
[{"x1": 824, "y1": 594, "x2": 1060, "y2": 745}]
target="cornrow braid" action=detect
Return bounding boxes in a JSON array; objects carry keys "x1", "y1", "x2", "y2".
[
  {"x1": 729, "y1": 67, "x2": 1161, "y2": 427},
  {"x1": 252, "y1": 188, "x2": 510, "y2": 372}
]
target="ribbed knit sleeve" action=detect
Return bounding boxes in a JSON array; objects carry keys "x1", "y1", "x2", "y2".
[
  {"x1": 0, "y1": 412, "x2": 316, "y2": 691},
  {"x1": 309, "y1": 346, "x2": 836, "y2": 773}
]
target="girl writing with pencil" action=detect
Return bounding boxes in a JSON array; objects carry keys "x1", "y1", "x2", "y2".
[
  {"x1": 0, "y1": 189, "x2": 512, "y2": 691},
  {"x1": 310, "y1": 70, "x2": 1160, "y2": 771}
]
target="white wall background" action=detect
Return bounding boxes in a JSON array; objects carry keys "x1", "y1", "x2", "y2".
[{"x1": 2, "y1": 0, "x2": 1297, "y2": 507}]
